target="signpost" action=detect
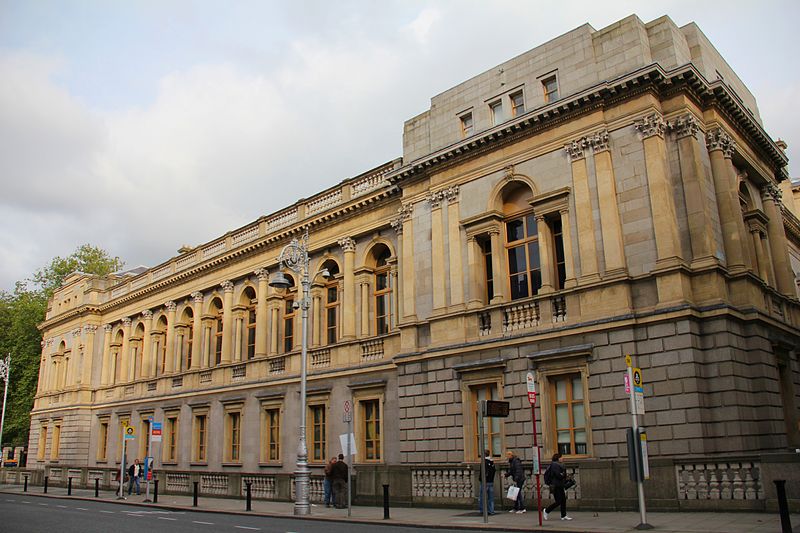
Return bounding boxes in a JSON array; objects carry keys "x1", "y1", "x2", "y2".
[
  {"x1": 119, "y1": 424, "x2": 135, "y2": 499},
  {"x1": 526, "y1": 372, "x2": 543, "y2": 526},
  {"x1": 343, "y1": 400, "x2": 353, "y2": 517},
  {"x1": 143, "y1": 418, "x2": 156, "y2": 502},
  {"x1": 625, "y1": 356, "x2": 652, "y2": 530}
]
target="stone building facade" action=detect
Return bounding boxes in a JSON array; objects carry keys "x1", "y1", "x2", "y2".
[{"x1": 21, "y1": 15, "x2": 800, "y2": 511}]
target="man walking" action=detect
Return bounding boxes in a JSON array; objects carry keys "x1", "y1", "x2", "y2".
[
  {"x1": 331, "y1": 453, "x2": 349, "y2": 508},
  {"x1": 504, "y1": 450, "x2": 526, "y2": 513},
  {"x1": 478, "y1": 449, "x2": 496, "y2": 515},
  {"x1": 543, "y1": 453, "x2": 572, "y2": 521},
  {"x1": 127, "y1": 458, "x2": 141, "y2": 496}
]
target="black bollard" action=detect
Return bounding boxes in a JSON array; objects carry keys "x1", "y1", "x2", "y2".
[
  {"x1": 68, "y1": 477, "x2": 72, "y2": 496},
  {"x1": 153, "y1": 479, "x2": 159, "y2": 503},
  {"x1": 383, "y1": 484, "x2": 390, "y2": 520},
  {"x1": 246, "y1": 481, "x2": 252, "y2": 511},
  {"x1": 44, "y1": 476, "x2": 48, "y2": 494},
  {"x1": 23, "y1": 475, "x2": 28, "y2": 492},
  {"x1": 193, "y1": 481, "x2": 199, "y2": 507},
  {"x1": 94, "y1": 478, "x2": 99, "y2": 498},
  {"x1": 775, "y1": 480, "x2": 793, "y2": 533}
]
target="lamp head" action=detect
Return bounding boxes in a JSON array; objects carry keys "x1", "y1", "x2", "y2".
[
  {"x1": 268, "y1": 271, "x2": 291, "y2": 289},
  {"x1": 320, "y1": 268, "x2": 331, "y2": 280}
]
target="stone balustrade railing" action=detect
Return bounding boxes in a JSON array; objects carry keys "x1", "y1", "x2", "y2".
[
  {"x1": 676, "y1": 461, "x2": 762, "y2": 500},
  {"x1": 411, "y1": 466, "x2": 473, "y2": 500}
]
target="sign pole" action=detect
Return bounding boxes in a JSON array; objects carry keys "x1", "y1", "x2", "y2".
[
  {"x1": 526, "y1": 372, "x2": 542, "y2": 527},
  {"x1": 347, "y1": 404, "x2": 352, "y2": 517},
  {"x1": 626, "y1": 356, "x2": 652, "y2": 530},
  {"x1": 0, "y1": 355, "x2": 11, "y2": 462},
  {"x1": 478, "y1": 400, "x2": 487, "y2": 524},
  {"x1": 145, "y1": 417, "x2": 153, "y2": 502},
  {"x1": 118, "y1": 427, "x2": 127, "y2": 499}
]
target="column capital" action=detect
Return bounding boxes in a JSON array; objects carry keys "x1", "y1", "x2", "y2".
[
  {"x1": 390, "y1": 217, "x2": 404, "y2": 235},
  {"x1": 338, "y1": 236, "x2": 356, "y2": 252},
  {"x1": 165, "y1": 300, "x2": 177, "y2": 312},
  {"x1": 254, "y1": 268, "x2": 270, "y2": 281},
  {"x1": 83, "y1": 324, "x2": 98, "y2": 334},
  {"x1": 103, "y1": 324, "x2": 113, "y2": 334},
  {"x1": 667, "y1": 114, "x2": 700, "y2": 139},
  {"x1": 122, "y1": 317, "x2": 132, "y2": 327},
  {"x1": 443, "y1": 185, "x2": 460, "y2": 204},
  {"x1": 763, "y1": 181, "x2": 783, "y2": 204},
  {"x1": 564, "y1": 138, "x2": 588, "y2": 161},
  {"x1": 426, "y1": 190, "x2": 444, "y2": 210},
  {"x1": 191, "y1": 291, "x2": 204, "y2": 303},
  {"x1": 142, "y1": 309, "x2": 154, "y2": 320},
  {"x1": 72, "y1": 328, "x2": 82, "y2": 337},
  {"x1": 634, "y1": 113, "x2": 666, "y2": 139},
  {"x1": 221, "y1": 280, "x2": 234, "y2": 293},
  {"x1": 705, "y1": 128, "x2": 736, "y2": 157},
  {"x1": 46, "y1": 338, "x2": 55, "y2": 347},
  {"x1": 588, "y1": 130, "x2": 610, "y2": 153}
]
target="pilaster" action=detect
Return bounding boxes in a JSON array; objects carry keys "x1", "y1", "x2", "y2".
[
  {"x1": 762, "y1": 183, "x2": 796, "y2": 296},
  {"x1": 565, "y1": 138, "x2": 600, "y2": 282},
  {"x1": 589, "y1": 130, "x2": 627, "y2": 276},
  {"x1": 339, "y1": 237, "x2": 357, "y2": 340},
  {"x1": 428, "y1": 191, "x2": 447, "y2": 313},
  {"x1": 191, "y1": 292, "x2": 204, "y2": 369},
  {"x1": 141, "y1": 311, "x2": 153, "y2": 377},
  {"x1": 120, "y1": 317, "x2": 132, "y2": 383},
  {"x1": 445, "y1": 186, "x2": 465, "y2": 309},
  {"x1": 164, "y1": 301, "x2": 177, "y2": 373},
  {"x1": 255, "y1": 269, "x2": 269, "y2": 357}
]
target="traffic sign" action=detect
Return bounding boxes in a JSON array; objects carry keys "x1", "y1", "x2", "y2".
[
  {"x1": 625, "y1": 354, "x2": 632, "y2": 367},
  {"x1": 151, "y1": 422, "x2": 162, "y2": 442},
  {"x1": 526, "y1": 372, "x2": 536, "y2": 393},
  {"x1": 343, "y1": 400, "x2": 352, "y2": 422},
  {"x1": 624, "y1": 373, "x2": 631, "y2": 394},
  {"x1": 632, "y1": 368, "x2": 645, "y2": 414},
  {"x1": 124, "y1": 425, "x2": 136, "y2": 440},
  {"x1": 527, "y1": 391, "x2": 537, "y2": 405}
]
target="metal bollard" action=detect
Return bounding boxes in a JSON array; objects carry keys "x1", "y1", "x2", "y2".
[
  {"x1": 44, "y1": 476, "x2": 48, "y2": 494},
  {"x1": 153, "y1": 479, "x2": 159, "y2": 503},
  {"x1": 68, "y1": 477, "x2": 72, "y2": 496},
  {"x1": 23, "y1": 475, "x2": 28, "y2": 492},
  {"x1": 245, "y1": 481, "x2": 252, "y2": 511},
  {"x1": 383, "y1": 484, "x2": 390, "y2": 520},
  {"x1": 193, "y1": 481, "x2": 199, "y2": 507},
  {"x1": 95, "y1": 478, "x2": 99, "y2": 498},
  {"x1": 775, "y1": 480, "x2": 793, "y2": 533}
]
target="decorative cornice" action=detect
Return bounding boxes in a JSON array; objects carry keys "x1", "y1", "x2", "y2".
[
  {"x1": 191, "y1": 291, "x2": 204, "y2": 303},
  {"x1": 705, "y1": 128, "x2": 736, "y2": 158},
  {"x1": 587, "y1": 130, "x2": 610, "y2": 153},
  {"x1": 141, "y1": 309, "x2": 153, "y2": 320},
  {"x1": 221, "y1": 280, "x2": 234, "y2": 293},
  {"x1": 667, "y1": 114, "x2": 700, "y2": 139},
  {"x1": 634, "y1": 113, "x2": 666, "y2": 139},
  {"x1": 564, "y1": 138, "x2": 587, "y2": 161},
  {"x1": 165, "y1": 301, "x2": 177, "y2": 312},
  {"x1": 254, "y1": 268, "x2": 270, "y2": 282},
  {"x1": 338, "y1": 237, "x2": 356, "y2": 253}
]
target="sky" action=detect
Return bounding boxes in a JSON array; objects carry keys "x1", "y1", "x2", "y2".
[{"x1": 1, "y1": 0, "x2": 798, "y2": 292}]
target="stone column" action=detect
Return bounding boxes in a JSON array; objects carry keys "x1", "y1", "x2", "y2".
[
  {"x1": 559, "y1": 209, "x2": 577, "y2": 288},
  {"x1": 164, "y1": 301, "x2": 177, "y2": 373},
  {"x1": 234, "y1": 314, "x2": 243, "y2": 362},
  {"x1": 141, "y1": 311, "x2": 153, "y2": 378},
  {"x1": 339, "y1": 237, "x2": 357, "y2": 340},
  {"x1": 37, "y1": 340, "x2": 48, "y2": 391},
  {"x1": 221, "y1": 281, "x2": 234, "y2": 364},
  {"x1": 750, "y1": 227, "x2": 769, "y2": 283},
  {"x1": 191, "y1": 292, "x2": 204, "y2": 369},
  {"x1": 397, "y1": 203, "x2": 416, "y2": 319},
  {"x1": 82, "y1": 325, "x2": 97, "y2": 386},
  {"x1": 70, "y1": 328, "x2": 81, "y2": 387},
  {"x1": 706, "y1": 128, "x2": 747, "y2": 272},
  {"x1": 311, "y1": 287, "x2": 322, "y2": 347},
  {"x1": 488, "y1": 229, "x2": 507, "y2": 303},
  {"x1": 101, "y1": 326, "x2": 112, "y2": 385},
  {"x1": 762, "y1": 184, "x2": 796, "y2": 296},
  {"x1": 255, "y1": 269, "x2": 269, "y2": 357},
  {"x1": 445, "y1": 186, "x2": 465, "y2": 309},
  {"x1": 589, "y1": 131, "x2": 627, "y2": 275},
  {"x1": 466, "y1": 236, "x2": 484, "y2": 308},
  {"x1": 428, "y1": 191, "x2": 447, "y2": 313},
  {"x1": 669, "y1": 115, "x2": 716, "y2": 266},
  {"x1": 269, "y1": 302, "x2": 279, "y2": 355},
  {"x1": 635, "y1": 113, "x2": 682, "y2": 265},
  {"x1": 359, "y1": 275, "x2": 370, "y2": 337},
  {"x1": 119, "y1": 317, "x2": 132, "y2": 383},
  {"x1": 565, "y1": 138, "x2": 600, "y2": 281},
  {"x1": 536, "y1": 214, "x2": 554, "y2": 293}
]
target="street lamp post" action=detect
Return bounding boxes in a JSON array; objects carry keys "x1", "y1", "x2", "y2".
[
  {"x1": 0, "y1": 354, "x2": 11, "y2": 463},
  {"x1": 269, "y1": 228, "x2": 329, "y2": 516}
]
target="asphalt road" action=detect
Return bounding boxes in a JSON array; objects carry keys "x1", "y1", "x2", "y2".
[{"x1": 0, "y1": 495, "x2": 496, "y2": 533}]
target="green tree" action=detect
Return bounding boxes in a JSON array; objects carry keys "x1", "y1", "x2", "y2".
[{"x1": 0, "y1": 245, "x2": 124, "y2": 449}]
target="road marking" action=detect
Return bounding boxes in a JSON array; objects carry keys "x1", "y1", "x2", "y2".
[
  {"x1": 38, "y1": 503, "x2": 48, "y2": 506},
  {"x1": 21, "y1": 501, "x2": 30, "y2": 504},
  {"x1": 5, "y1": 499, "x2": 15, "y2": 502},
  {"x1": 234, "y1": 527, "x2": 259, "y2": 531},
  {"x1": 76, "y1": 507, "x2": 89, "y2": 511},
  {"x1": 158, "y1": 517, "x2": 177, "y2": 521},
  {"x1": 57, "y1": 505, "x2": 68, "y2": 508},
  {"x1": 100, "y1": 510, "x2": 114, "y2": 513},
  {"x1": 192, "y1": 521, "x2": 214, "y2": 525}
]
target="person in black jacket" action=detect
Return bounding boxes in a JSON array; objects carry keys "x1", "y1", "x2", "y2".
[
  {"x1": 504, "y1": 450, "x2": 526, "y2": 513},
  {"x1": 543, "y1": 453, "x2": 572, "y2": 521},
  {"x1": 331, "y1": 453, "x2": 349, "y2": 509},
  {"x1": 478, "y1": 449, "x2": 496, "y2": 515}
]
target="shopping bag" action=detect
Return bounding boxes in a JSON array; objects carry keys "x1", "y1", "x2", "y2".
[{"x1": 506, "y1": 485, "x2": 520, "y2": 500}]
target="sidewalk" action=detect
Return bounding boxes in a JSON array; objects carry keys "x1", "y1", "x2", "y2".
[{"x1": 0, "y1": 483, "x2": 791, "y2": 533}]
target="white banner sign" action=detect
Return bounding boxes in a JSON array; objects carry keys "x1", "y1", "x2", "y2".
[{"x1": 339, "y1": 433, "x2": 357, "y2": 457}]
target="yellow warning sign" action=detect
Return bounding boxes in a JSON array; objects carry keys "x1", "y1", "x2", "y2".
[
  {"x1": 625, "y1": 354, "x2": 632, "y2": 367},
  {"x1": 124, "y1": 425, "x2": 136, "y2": 440}
]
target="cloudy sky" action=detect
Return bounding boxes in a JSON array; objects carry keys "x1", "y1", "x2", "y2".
[{"x1": 1, "y1": 0, "x2": 798, "y2": 292}]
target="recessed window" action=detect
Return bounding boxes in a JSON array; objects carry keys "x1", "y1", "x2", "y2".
[
  {"x1": 360, "y1": 398, "x2": 382, "y2": 462},
  {"x1": 460, "y1": 112, "x2": 474, "y2": 138},
  {"x1": 225, "y1": 410, "x2": 242, "y2": 462},
  {"x1": 164, "y1": 415, "x2": 178, "y2": 463},
  {"x1": 542, "y1": 75, "x2": 559, "y2": 103},
  {"x1": 283, "y1": 298, "x2": 295, "y2": 353},
  {"x1": 374, "y1": 249, "x2": 392, "y2": 335},
  {"x1": 510, "y1": 91, "x2": 525, "y2": 117},
  {"x1": 490, "y1": 101, "x2": 504, "y2": 125},
  {"x1": 308, "y1": 404, "x2": 327, "y2": 463},
  {"x1": 193, "y1": 413, "x2": 208, "y2": 462},
  {"x1": 551, "y1": 374, "x2": 587, "y2": 455},
  {"x1": 262, "y1": 407, "x2": 281, "y2": 462},
  {"x1": 97, "y1": 420, "x2": 109, "y2": 461},
  {"x1": 471, "y1": 383, "x2": 502, "y2": 460},
  {"x1": 38, "y1": 424, "x2": 48, "y2": 460},
  {"x1": 51, "y1": 424, "x2": 61, "y2": 460},
  {"x1": 506, "y1": 214, "x2": 542, "y2": 300}
]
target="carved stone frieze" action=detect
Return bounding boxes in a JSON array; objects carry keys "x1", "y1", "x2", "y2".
[
  {"x1": 83, "y1": 324, "x2": 98, "y2": 334},
  {"x1": 142, "y1": 310, "x2": 154, "y2": 320},
  {"x1": 705, "y1": 128, "x2": 736, "y2": 158},
  {"x1": 121, "y1": 317, "x2": 132, "y2": 327},
  {"x1": 426, "y1": 190, "x2": 444, "y2": 210},
  {"x1": 72, "y1": 328, "x2": 82, "y2": 337},
  {"x1": 763, "y1": 181, "x2": 783, "y2": 204},
  {"x1": 104, "y1": 324, "x2": 114, "y2": 333},
  {"x1": 634, "y1": 113, "x2": 666, "y2": 139},
  {"x1": 442, "y1": 185, "x2": 460, "y2": 204}
]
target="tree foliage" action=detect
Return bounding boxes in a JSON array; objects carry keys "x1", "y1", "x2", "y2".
[{"x1": 0, "y1": 245, "x2": 124, "y2": 448}]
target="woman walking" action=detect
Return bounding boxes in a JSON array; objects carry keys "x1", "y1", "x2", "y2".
[
  {"x1": 504, "y1": 450, "x2": 526, "y2": 513},
  {"x1": 543, "y1": 453, "x2": 572, "y2": 521}
]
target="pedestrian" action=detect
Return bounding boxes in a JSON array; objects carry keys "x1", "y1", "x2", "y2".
[
  {"x1": 127, "y1": 458, "x2": 141, "y2": 496},
  {"x1": 478, "y1": 449, "x2": 496, "y2": 515},
  {"x1": 331, "y1": 453, "x2": 349, "y2": 508},
  {"x1": 323, "y1": 457, "x2": 337, "y2": 507},
  {"x1": 504, "y1": 450, "x2": 526, "y2": 513},
  {"x1": 543, "y1": 453, "x2": 572, "y2": 521}
]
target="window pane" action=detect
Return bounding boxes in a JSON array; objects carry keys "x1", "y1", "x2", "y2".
[
  {"x1": 572, "y1": 376, "x2": 583, "y2": 400},
  {"x1": 507, "y1": 246, "x2": 527, "y2": 274},
  {"x1": 572, "y1": 403, "x2": 585, "y2": 427},
  {"x1": 327, "y1": 287, "x2": 337, "y2": 303},
  {"x1": 376, "y1": 273, "x2": 388, "y2": 291},
  {"x1": 506, "y1": 219, "x2": 524, "y2": 242},
  {"x1": 556, "y1": 404, "x2": 570, "y2": 428},
  {"x1": 510, "y1": 273, "x2": 529, "y2": 300},
  {"x1": 528, "y1": 242, "x2": 541, "y2": 269},
  {"x1": 557, "y1": 430, "x2": 571, "y2": 444},
  {"x1": 526, "y1": 215, "x2": 538, "y2": 237},
  {"x1": 556, "y1": 379, "x2": 567, "y2": 401}
]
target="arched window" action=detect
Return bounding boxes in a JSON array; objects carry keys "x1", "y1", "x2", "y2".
[
  {"x1": 241, "y1": 286, "x2": 257, "y2": 360},
  {"x1": 372, "y1": 245, "x2": 392, "y2": 335},
  {"x1": 503, "y1": 183, "x2": 541, "y2": 300},
  {"x1": 282, "y1": 274, "x2": 297, "y2": 353},
  {"x1": 320, "y1": 260, "x2": 340, "y2": 345}
]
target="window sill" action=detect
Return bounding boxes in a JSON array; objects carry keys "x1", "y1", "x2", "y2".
[
  {"x1": 222, "y1": 462, "x2": 242, "y2": 467},
  {"x1": 258, "y1": 462, "x2": 282, "y2": 468},
  {"x1": 162, "y1": 461, "x2": 178, "y2": 466},
  {"x1": 190, "y1": 462, "x2": 208, "y2": 467}
]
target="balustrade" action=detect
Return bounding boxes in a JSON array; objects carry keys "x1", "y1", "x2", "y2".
[{"x1": 676, "y1": 461, "x2": 762, "y2": 500}]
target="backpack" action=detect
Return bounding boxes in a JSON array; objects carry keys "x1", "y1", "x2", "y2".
[{"x1": 543, "y1": 464, "x2": 554, "y2": 486}]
